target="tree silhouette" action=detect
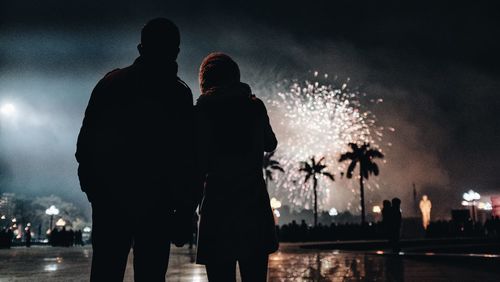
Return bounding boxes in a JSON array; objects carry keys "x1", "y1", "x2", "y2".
[
  {"x1": 339, "y1": 143, "x2": 384, "y2": 225},
  {"x1": 299, "y1": 156, "x2": 335, "y2": 226},
  {"x1": 263, "y1": 151, "x2": 284, "y2": 190}
]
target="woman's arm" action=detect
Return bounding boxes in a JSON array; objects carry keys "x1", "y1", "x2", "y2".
[{"x1": 254, "y1": 98, "x2": 278, "y2": 152}]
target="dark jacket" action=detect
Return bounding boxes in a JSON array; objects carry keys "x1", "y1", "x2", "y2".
[
  {"x1": 75, "y1": 56, "x2": 199, "y2": 210},
  {"x1": 195, "y1": 82, "x2": 278, "y2": 264}
]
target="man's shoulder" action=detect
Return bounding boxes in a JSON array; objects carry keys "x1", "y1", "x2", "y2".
[
  {"x1": 174, "y1": 77, "x2": 193, "y2": 99},
  {"x1": 176, "y1": 77, "x2": 192, "y2": 92},
  {"x1": 100, "y1": 65, "x2": 133, "y2": 84}
]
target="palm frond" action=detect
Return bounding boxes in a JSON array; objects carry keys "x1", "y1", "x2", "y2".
[
  {"x1": 371, "y1": 162, "x2": 379, "y2": 176},
  {"x1": 304, "y1": 173, "x2": 312, "y2": 183},
  {"x1": 367, "y1": 149, "x2": 384, "y2": 159},
  {"x1": 302, "y1": 161, "x2": 312, "y2": 171},
  {"x1": 270, "y1": 165, "x2": 284, "y2": 172},
  {"x1": 346, "y1": 160, "x2": 357, "y2": 179},
  {"x1": 310, "y1": 157, "x2": 316, "y2": 167},
  {"x1": 317, "y1": 156, "x2": 325, "y2": 164},
  {"x1": 265, "y1": 170, "x2": 274, "y2": 181},
  {"x1": 322, "y1": 172, "x2": 335, "y2": 181},
  {"x1": 349, "y1": 143, "x2": 359, "y2": 151},
  {"x1": 339, "y1": 152, "x2": 355, "y2": 162},
  {"x1": 316, "y1": 164, "x2": 327, "y2": 172},
  {"x1": 269, "y1": 160, "x2": 280, "y2": 166}
]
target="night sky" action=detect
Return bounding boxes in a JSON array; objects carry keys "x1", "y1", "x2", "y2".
[{"x1": 1, "y1": 0, "x2": 499, "y2": 219}]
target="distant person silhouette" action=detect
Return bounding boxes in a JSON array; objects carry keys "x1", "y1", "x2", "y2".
[
  {"x1": 76, "y1": 18, "x2": 199, "y2": 281},
  {"x1": 24, "y1": 227, "x2": 31, "y2": 248},
  {"x1": 195, "y1": 53, "x2": 279, "y2": 282},
  {"x1": 390, "y1": 197, "x2": 402, "y2": 252},
  {"x1": 381, "y1": 199, "x2": 392, "y2": 240}
]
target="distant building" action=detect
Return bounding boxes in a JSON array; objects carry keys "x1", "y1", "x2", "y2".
[{"x1": 0, "y1": 193, "x2": 15, "y2": 218}]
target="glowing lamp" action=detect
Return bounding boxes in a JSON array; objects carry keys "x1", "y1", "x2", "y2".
[
  {"x1": 55, "y1": 218, "x2": 66, "y2": 227},
  {"x1": 463, "y1": 190, "x2": 480, "y2": 202},
  {"x1": 329, "y1": 208, "x2": 338, "y2": 216},
  {"x1": 45, "y1": 205, "x2": 59, "y2": 216},
  {"x1": 270, "y1": 198, "x2": 282, "y2": 209}
]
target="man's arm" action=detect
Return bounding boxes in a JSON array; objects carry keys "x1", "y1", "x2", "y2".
[
  {"x1": 75, "y1": 79, "x2": 108, "y2": 201},
  {"x1": 172, "y1": 82, "x2": 204, "y2": 246}
]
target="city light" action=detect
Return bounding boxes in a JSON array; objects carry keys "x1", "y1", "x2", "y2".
[
  {"x1": 462, "y1": 190, "x2": 481, "y2": 224},
  {"x1": 372, "y1": 205, "x2": 381, "y2": 213},
  {"x1": 463, "y1": 190, "x2": 480, "y2": 202},
  {"x1": 55, "y1": 218, "x2": 66, "y2": 227},
  {"x1": 270, "y1": 198, "x2": 282, "y2": 209},
  {"x1": 329, "y1": 208, "x2": 338, "y2": 216},
  {"x1": 46, "y1": 205, "x2": 60, "y2": 231},
  {"x1": 273, "y1": 209, "x2": 281, "y2": 218},
  {"x1": 478, "y1": 202, "x2": 492, "y2": 211},
  {"x1": 45, "y1": 205, "x2": 59, "y2": 216}
]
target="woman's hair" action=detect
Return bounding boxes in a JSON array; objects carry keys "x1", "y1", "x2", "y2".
[{"x1": 199, "y1": 52, "x2": 240, "y2": 94}]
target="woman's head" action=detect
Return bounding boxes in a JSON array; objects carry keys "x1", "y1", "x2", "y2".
[
  {"x1": 199, "y1": 53, "x2": 240, "y2": 94},
  {"x1": 383, "y1": 200, "x2": 391, "y2": 209}
]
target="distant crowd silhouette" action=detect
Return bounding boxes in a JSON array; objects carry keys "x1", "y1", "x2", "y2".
[
  {"x1": 0, "y1": 228, "x2": 14, "y2": 249},
  {"x1": 49, "y1": 227, "x2": 84, "y2": 247}
]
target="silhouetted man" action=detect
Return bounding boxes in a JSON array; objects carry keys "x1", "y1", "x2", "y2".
[
  {"x1": 76, "y1": 18, "x2": 198, "y2": 281},
  {"x1": 390, "y1": 197, "x2": 402, "y2": 252},
  {"x1": 381, "y1": 199, "x2": 392, "y2": 240}
]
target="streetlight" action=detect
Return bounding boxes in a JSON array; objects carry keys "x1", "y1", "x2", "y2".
[
  {"x1": 462, "y1": 190, "x2": 480, "y2": 224},
  {"x1": 270, "y1": 198, "x2": 282, "y2": 225},
  {"x1": 329, "y1": 208, "x2": 338, "y2": 216},
  {"x1": 45, "y1": 205, "x2": 59, "y2": 232},
  {"x1": 270, "y1": 198, "x2": 282, "y2": 209},
  {"x1": 0, "y1": 103, "x2": 16, "y2": 116}
]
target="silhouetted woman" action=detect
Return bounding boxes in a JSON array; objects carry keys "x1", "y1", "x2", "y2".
[{"x1": 195, "y1": 53, "x2": 279, "y2": 282}]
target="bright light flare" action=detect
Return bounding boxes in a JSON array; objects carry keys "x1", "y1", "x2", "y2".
[
  {"x1": 329, "y1": 208, "x2": 338, "y2": 216},
  {"x1": 372, "y1": 205, "x2": 381, "y2": 213},
  {"x1": 270, "y1": 197, "x2": 282, "y2": 209},
  {"x1": 463, "y1": 190, "x2": 480, "y2": 202},
  {"x1": 0, "y1": 103, "x2": 15, "y2": 116},
  {"x1": 45, "y1": 205, "x2": 60, "y2": 216},
  {"x1": 55, "y1": 218, "x2": 66, "y2": 227}
]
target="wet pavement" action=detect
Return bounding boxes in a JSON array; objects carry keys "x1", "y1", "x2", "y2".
[{"x1": 1, "y1": 244, "x2": 500, "y2": 281}]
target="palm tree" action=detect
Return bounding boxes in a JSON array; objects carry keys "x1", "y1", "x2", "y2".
[
  {"x1": 263, "y1": 151, "x2": 284, "y2": 190},
  {"x1": 299, "y1": 156, "x2": 335, "y2": 227},
  {"x1": 339, "y1": 143, "x2": 384, "y2": 225}
]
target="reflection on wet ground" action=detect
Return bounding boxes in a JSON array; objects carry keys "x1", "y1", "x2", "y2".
[{"x1": 1, "y1": 244, "x2": 500, "y2": 281}]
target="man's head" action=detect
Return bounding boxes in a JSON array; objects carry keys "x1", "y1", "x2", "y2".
[
  {"x1": 392, "y1": 197, "x2": 401, "y2": 208},
  {"x1": 138, "y1": 18, "x2": 180, "y2": 61}
]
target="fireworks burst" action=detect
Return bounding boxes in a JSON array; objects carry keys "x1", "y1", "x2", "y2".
[{"x1": 266, "y1": 73, "x2": 387, "y2": 211}]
